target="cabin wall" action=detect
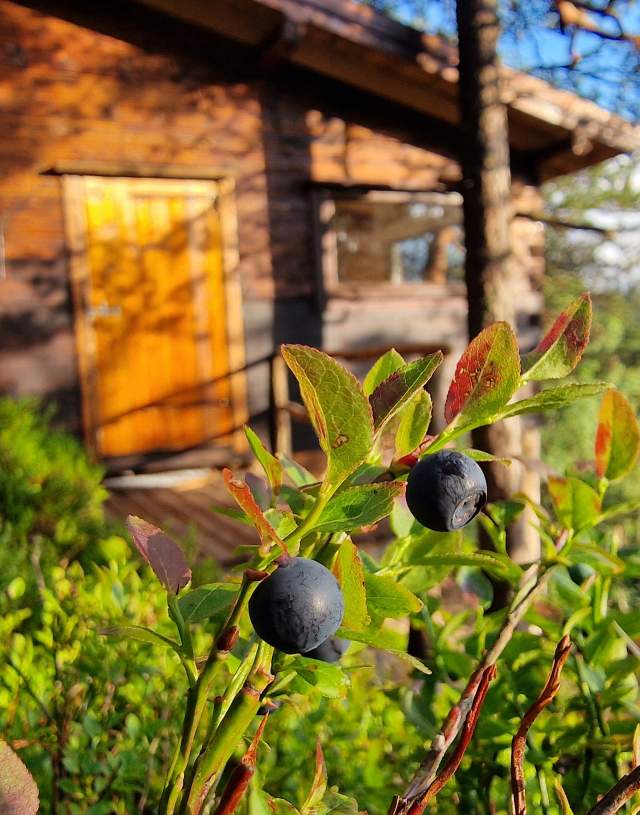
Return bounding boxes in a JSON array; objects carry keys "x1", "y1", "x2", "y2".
[{"x1": 0, "y1": 0, "x2": 543, "y2": 452}]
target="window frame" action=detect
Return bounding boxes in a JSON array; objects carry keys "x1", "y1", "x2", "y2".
[{"x1": 313, "y1": 187, "x2": 467, "y2": 300}]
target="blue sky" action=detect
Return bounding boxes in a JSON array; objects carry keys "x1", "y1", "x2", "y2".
[{"x1": 367, "y1": 1, "x2": 640, "y2": 120}]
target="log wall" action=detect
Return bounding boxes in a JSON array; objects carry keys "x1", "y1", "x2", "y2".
[{"x1": 0, "y1": 0, "x2": 543, "y2": 449}]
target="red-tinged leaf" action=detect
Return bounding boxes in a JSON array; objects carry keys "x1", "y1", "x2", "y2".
[
  {"x1": 548, "y1": 476, "x2": 601, "y2": 533},
  {"x1": 126, "y1": 516, "x2": 191, "y2": 594},
  {"x1": 223, "y1": 469, "x2": 287, "y2": 555},
  {"x1": 444, "y1": 322, "x2": 521, "y2": 426},
  {"x1": 595, "y1": 389, "x2": 640, "y2": 480},
  {"x1": 300, "y1": 742, "x2": 328, "y2": 815},
  {"x1": 0, "y1": 741, "x2": 39, "y2": 815},
  {"x1": 370, "y1": 353, "x2": 442, "y2": 432},
  {"x1": 522, "y1": 293, "x2": 592, "y2": 382}
]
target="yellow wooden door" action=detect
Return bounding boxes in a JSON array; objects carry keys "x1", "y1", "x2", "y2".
[{"x1": 65, "y1": 176, "x2": 245, "y2": 458}]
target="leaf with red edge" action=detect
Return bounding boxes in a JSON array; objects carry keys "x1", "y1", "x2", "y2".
[
  {"x1": 548, "y1": 476, "x2": 601, "y2": 532},
  {"x1": 370, "y1": 353, "x2": 442, "y2": 433},
  {"x1": 522, "y1": 293, "x2": 591, "y2": 382},
  {"x1": 595, "y1": 389, "x2": 640, "y2": 481},
  {"x1": 223, "y1": 469, "x2": 286, "y2": 555},
  {"x1": 0, "y1": 741, "x2": 39, "y2": 815},
  {"x1": 444, "y1": 322, "x2": 520, "y2": 427},
  {"x1": 300, "y1": 742, "x2": 327, "y2": 815},
  {"x1": 126, "y1": 516, "x2": 191, "y2": 594}
]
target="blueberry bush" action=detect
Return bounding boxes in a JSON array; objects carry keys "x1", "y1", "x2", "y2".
[{"x1": 4, "y1": 293, "x2": 640, "y2": 815}]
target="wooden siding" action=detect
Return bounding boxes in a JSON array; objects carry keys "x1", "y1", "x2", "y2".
[{"x1": 0, "y1": 0, "x2": 543, "y2": 449}]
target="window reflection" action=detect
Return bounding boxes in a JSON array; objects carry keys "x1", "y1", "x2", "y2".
[{"x1": 333, "y1": 194, "x2": 464, "y2": 285}]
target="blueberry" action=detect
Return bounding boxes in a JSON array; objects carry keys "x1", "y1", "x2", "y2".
[
  {"x1": 304, "y1": 636, "x2": 349, "y2": 663},
  {"x1": 248, "y1": 558, "x2": 344, "y2": 654},
  {"x1": 406, "y1": 451, "x2": 487, "y2": 532}
]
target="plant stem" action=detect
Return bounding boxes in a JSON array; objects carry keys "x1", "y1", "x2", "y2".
[
  {"x1": 159, "y1": 577, "x2": 256, "y2": 815},
  {"x1": 179, "y1": 641, "x2": 274, "y2": 815}
]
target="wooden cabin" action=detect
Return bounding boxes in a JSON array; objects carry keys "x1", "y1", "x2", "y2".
[{"x1": 1, "y1": 0, "x2": 639, "y2": 474}]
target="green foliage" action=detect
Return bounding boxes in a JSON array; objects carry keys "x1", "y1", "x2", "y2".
[
  {"x1": 0, "y1": 397, "x2": 109, "y2": 577},
  {"x1": 5, "y1": 294, "x2": 640, "y2": 815}
]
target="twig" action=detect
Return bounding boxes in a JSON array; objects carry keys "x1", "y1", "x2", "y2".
[
  {"x1": 585, "y1": 765, "x2": 640, "y2": 815},
  {"x1": 389, "y1": 531, "x2": 569, "y2": 815},
  {"x1": 213, "y1": 714, "x2": 270, "y2": 815},
  {"x1": 511, "y1": 635, "x2": 572, "y2": 815},
  {"x1": 407, "y1": 665, "x2": 497, "y2": 815}
]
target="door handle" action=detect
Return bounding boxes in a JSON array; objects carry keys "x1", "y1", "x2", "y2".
[{"x1": 87, "y1": 301, "x2": 122, "y2": 320}]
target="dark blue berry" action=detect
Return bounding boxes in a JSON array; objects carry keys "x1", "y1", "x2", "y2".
[
  {"x1": 406, "y1": 451, "x2": 487, "y2": 532},
  {"x1": 304, "y1": 636, "x2": 349, "y2": 663},
  {"x1": 248, "y1": 558, "x2": 344, "y2": 654}
]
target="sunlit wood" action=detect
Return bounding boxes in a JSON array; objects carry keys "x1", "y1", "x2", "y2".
[{"x1": 67, "y1": 175, "x2": 242, "y2": 457}]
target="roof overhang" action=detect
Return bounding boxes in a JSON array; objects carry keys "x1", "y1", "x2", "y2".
[{"x1": 134, "y1": 0, "x2": 640, "y2": 180}]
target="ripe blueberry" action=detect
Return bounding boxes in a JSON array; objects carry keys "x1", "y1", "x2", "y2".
[
  {"x1": 304, "y1": 636, "x2": 349, "y2": 663},
  {"x1": 406, "y1": 450, "x2": 487, "y2": 532},
  {"x1": 248, "y1": 557, "x2": 344, "y2": 654}
]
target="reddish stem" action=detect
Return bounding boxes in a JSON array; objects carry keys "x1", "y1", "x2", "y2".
[
  {"x1": 213, "y1": 714, "x2": 270, "y2": 815},
  {"x1": 408, "y1": 664, "x2": 497, "y2": 815},
  {"x1": 511, "y1": 635, "x2": 572, "y2": 815}
]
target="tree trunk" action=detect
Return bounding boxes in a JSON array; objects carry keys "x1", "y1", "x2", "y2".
[{"x1": 456, "y1": 0, "x2": 540, "y2": 566}]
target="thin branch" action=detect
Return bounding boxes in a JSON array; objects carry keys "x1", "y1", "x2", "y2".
[
  {"x1": 213, "y1": 713, "x2": 270, "y2": 815},
  {"x1": 389, "y1": 531, "x2": 569, "y2": 815},
  {"x1": 585, "y1": 765, "x2": 640, "y2": 815},
  {"x1": 408, "y1": 665, "x2": 497, "y2": 815},
  {"x1": 511, "y1": 635, "x2": 572, "y2": 815}
]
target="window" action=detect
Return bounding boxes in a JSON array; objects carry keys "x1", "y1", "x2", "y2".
[{"x1": 320, "y1": 191, "x2": 464, "y2": 288}]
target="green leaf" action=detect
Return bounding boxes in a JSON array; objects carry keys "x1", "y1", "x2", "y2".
[
  {"x1": 286, "y1": 657, "x2": 349, "y2": 699},
  {"x1": 496, "y1": 383, "x2": 609, "y2": 421},
  {"x1": 370, "y1": 354, "x2": 442, "y2": 434},
  {"x1": 278, "y1": 454, "x2": 318, "y2": 487},
  {"x1": 281, "y1": 345, "x2": 374, "y2": 491},
  {"x1": 244, "y1": 426, "x2": 283, "y2": 490},
  {"x1": 363, "y1": 348, "x2": 405, "y2": 396},
  {"x1": 261, "y1": 796, "x2": 300, "y2": 815},
  {"x1": 364, "y1": 573, "x2": 422, "y2": 619},
  {"x1": 177, "y1": 583, "x2": 238, "y2": 623},
  {"x1": 598, "y1": 500, "x2": 640, "y2": 525},
  {"x1": 332, "y1": 538, "x2": 370, "y2": 631},
  {"x1": 459, "y1": 448, "x2": 511, "y2": 466},
  {"x1": 405, "y1": 551, "x2": 523, "y2": 582},
  {"x1": 321, "y1": 788, "x2": 361, "y2": 815},
  {"x1": 522, "y1": 292, "x2": 592, "y2": 381},
  {"x1": 336, "y1": 625, "x2": 430, "y2": 674},
  {"x1": 395, "y1": 391, "x2": 432, "y2": 458},
  {"x1": 314, "y1": 483, "x2": 404, "y2": 534},
  {"x1": 101, "y1": 625, "x2": 182, "y2": 653},
  {"x1": 569, "y1": 543, "x2": 624, "y2": 576},
  {"x1": 0, "y1": 741, "x2": 39, "y2": 815},
  {"x1": 595, "y1": 389, "x2": 640, "y2": 481},
  {"x1": 548, "y1": 476, "x2": 602, "y2": 532},
  {"x1": 394, "y1": 529, "x2": 463, "y2": 591}
]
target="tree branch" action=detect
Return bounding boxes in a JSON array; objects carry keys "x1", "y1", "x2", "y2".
[
  {"x1": 389, "y1": 531, "x2": 569, "y2": 815},
  {"x1": 585, "y1": 765, "x2": 640, "y2": 815},
  {"x1": 511, "y1": 635, "x2": 572, "y2": 815},
  {"x1": 406, "y1": 665, "x2": 497, "y2": 815}
]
